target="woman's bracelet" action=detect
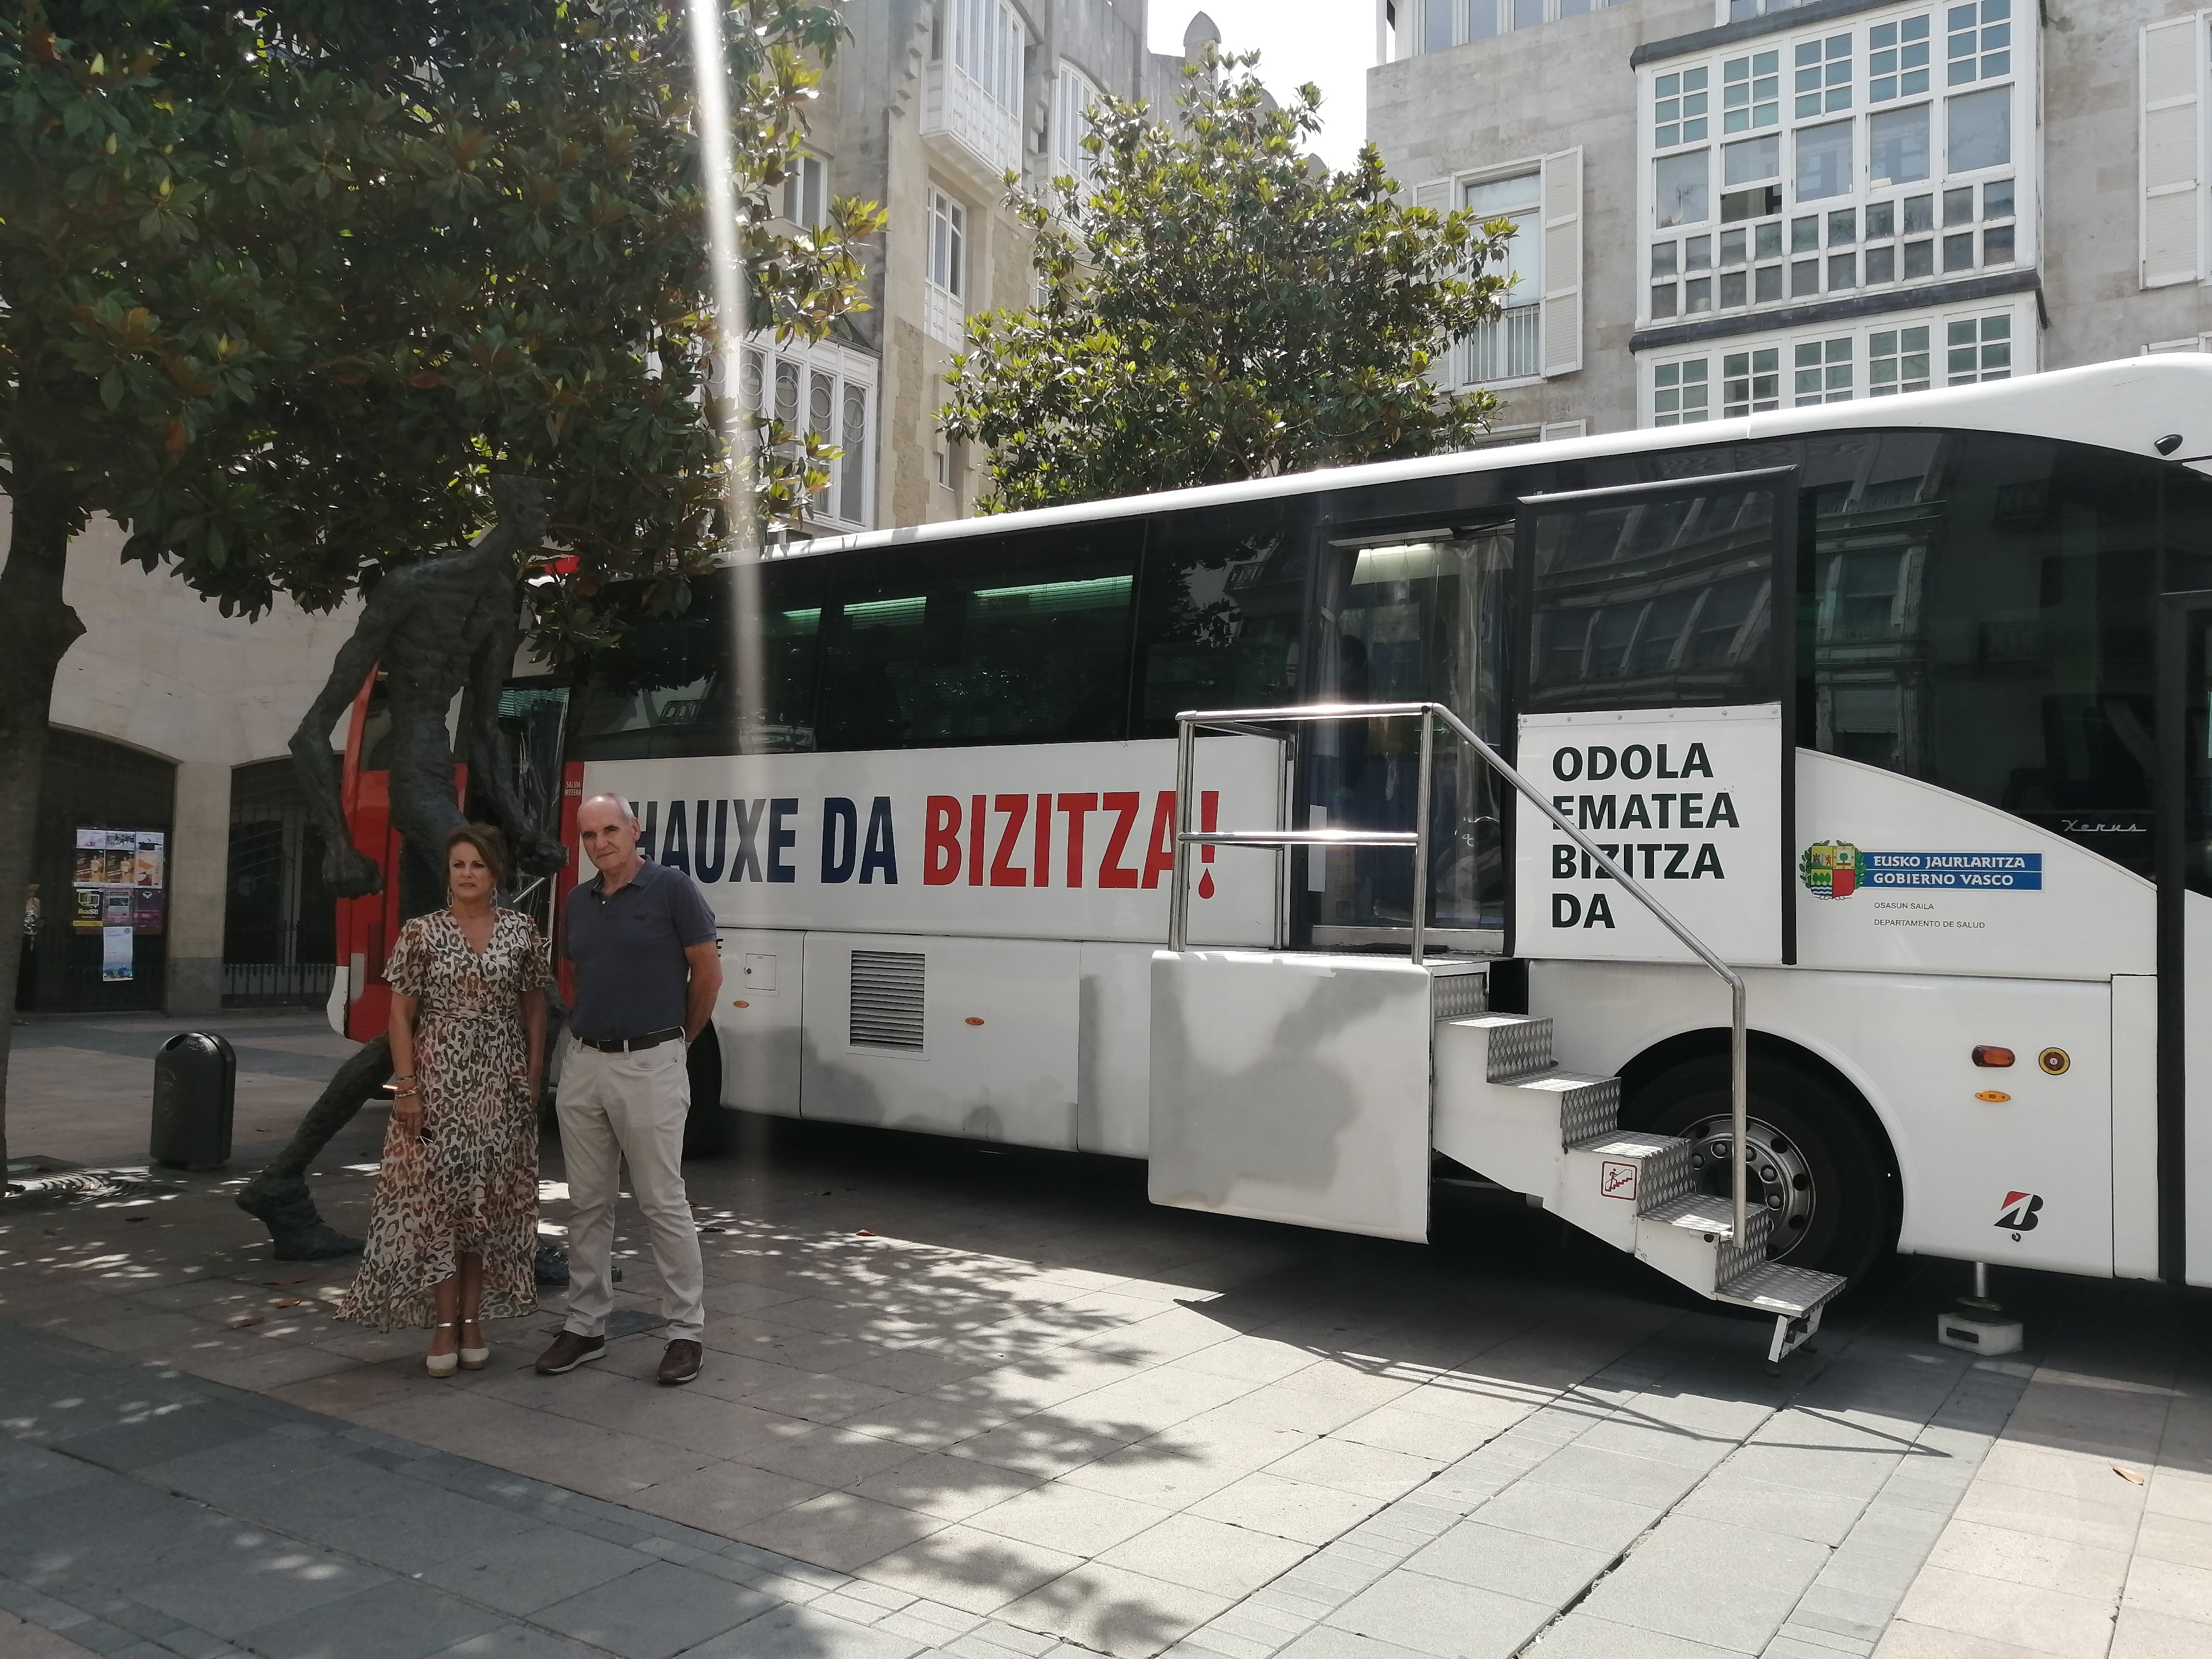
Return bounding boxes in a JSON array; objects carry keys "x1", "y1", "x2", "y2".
[{"x1": 391, "y1": 1085, "x2": 422, "y2": 1099}]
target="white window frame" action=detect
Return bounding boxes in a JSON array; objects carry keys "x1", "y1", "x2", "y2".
[
  {"x1": 1642, "y1": 4, "x2": 2032, "y2": 331},
  {"x1": 1052, "y1": 61, "x2": 1103, "y2": 192},
  {"x1": 736, "y1": 335, "x2": 879, "y2": 530},
  {"x1": 948, "y1": 0, "x2": 1027, "y2": 114},
  {"x1": 781, "y1": 152, "x2": 827, "y2": 231},
  {"x1": 925, "y1": 187, "x2": 970, "y2": 348},
  {"x1": 1411, "y1": 0, "x2": 1612, "y2": 51},
  {"x1": 1635, "y1": 293, "x2": 2038, "y2": 427},
  {"x1": 1418, "y1": 149, "x2": 1583, "y2": 388}
]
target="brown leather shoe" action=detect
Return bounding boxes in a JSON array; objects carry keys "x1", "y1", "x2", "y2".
[
  {"x1": 535, "y1": 1331, "x2": 607, "y2": 1374},
  {"x1": 657, "y1": 1339, "x2": 703, "y2": 1385}
]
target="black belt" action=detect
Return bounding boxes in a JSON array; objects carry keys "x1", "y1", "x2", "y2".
[{"x1": 575, "y1": 1027, "x2": 684, "y2": 1054}]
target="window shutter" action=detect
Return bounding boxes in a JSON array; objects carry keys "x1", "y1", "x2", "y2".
[
  {"x1": 1540, "y1": 420, "x2": 1588, "y2": 442},
  {"x1": 1540, "y1": 148, "x2": 1583, "y2": 377},
  {"x1": 2142, "y1": 18, "x2": 2204, "y2": 289},
  {"x1": 1414, "y1": 178, "x2": 1454, "y2": 214}
]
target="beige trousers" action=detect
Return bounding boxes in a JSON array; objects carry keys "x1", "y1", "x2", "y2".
[{"x1": 555, "y1": 1039, "x2": 705, "y2": 1342}]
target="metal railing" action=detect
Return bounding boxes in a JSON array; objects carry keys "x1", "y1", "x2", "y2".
[{"x1": 1169, "y1": 701, "x2": 1753, "y2": 1243}]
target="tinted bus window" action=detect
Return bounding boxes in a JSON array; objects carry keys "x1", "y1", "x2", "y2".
[
  {"x1": 1311, "y1": 528, "x2": 1515, "y2": 936},
  {"x1": 815, "y1": 526, "x2": 1138, "y2": 750},
  {"x1": 569, "y1": 557, "x2": 829, "y2": 759},
  {"x1": 1524, "y1": 475, "x2": 1784, "y2": 714},
  {"x1": 1802, "y1": 433, "x2": 2158, "y2": 872},
  {"x1": 1132, "y1": 503, "x2": 1307, "y2": 736}
]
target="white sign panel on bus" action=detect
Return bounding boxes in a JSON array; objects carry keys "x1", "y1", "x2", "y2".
[
  {"x1": 1514, "y1": 704, "x2": 1784, "y2": 967},
  {"x1": 579, "y1": 736, "x2": 1282, "y2": 947}
]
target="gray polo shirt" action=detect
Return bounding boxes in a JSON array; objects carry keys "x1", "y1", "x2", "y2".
[{"x1": 561, "y1": 859, "x2": 719, "y2": 1041}]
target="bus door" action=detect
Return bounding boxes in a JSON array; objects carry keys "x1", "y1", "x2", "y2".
[
  {"x1": 2156, "y1": 591, "x2": 2212, "y2": 1286},
  {"x1": 1510, "y1": 468, "x2": 1801, "y2": 967},
  {"x1": 1309, "y1": 525, "x2": 1515, "y2": 951}
]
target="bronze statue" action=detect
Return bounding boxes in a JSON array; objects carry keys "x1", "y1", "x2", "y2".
[{"x1": 239, "y1": 477, "x2": 569, "y2": 1259}]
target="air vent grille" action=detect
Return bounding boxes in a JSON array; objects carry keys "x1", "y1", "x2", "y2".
[{"x1": 850, "y1": 950, "x2": 925, "y2": 1051}]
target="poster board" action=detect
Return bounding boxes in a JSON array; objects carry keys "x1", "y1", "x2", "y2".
[
  {"x1": 1513, "y1": 704, "x2": 1786, "y2": 967},
  {"x1": 74, "y1": 827, "x2": 165, "y2": 935}
]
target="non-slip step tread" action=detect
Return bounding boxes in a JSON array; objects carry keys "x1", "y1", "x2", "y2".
[
  {"x1": 1641, "y1": 1191, "x2": 1749, "y2": 1239},
  {"x1": 1566, "y1": 1130, "x2": 1686, "y2": 1158},
  {"x1": 1717, "y1": 1260, "x2": 1848, "y2": 1318},
  {"x1": 1508, "y1": 1070, "x2": 1615, "y2": 1095}
]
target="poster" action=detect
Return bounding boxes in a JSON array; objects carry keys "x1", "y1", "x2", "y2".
[
  {"x1": 1514, "y1": 704, "x2": 1787, "y2": 968},
  {"x1": 101, "y1": 925, "x2": 134, "y2": 981},
  {"x1": 74, "y1": 826, "x2": 167, "y2": 934}
]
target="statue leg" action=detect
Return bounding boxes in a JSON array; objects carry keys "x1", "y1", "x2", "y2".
[{"x1": 236, "y1": 1034, "x2": 393, "y2": 1259}]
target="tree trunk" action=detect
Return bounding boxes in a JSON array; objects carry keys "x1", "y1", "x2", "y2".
[{"x1": 0, "y1": 481, "x2": 89, "y2": 1194}]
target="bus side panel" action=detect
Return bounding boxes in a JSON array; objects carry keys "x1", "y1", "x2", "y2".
[
  {"x1": 801, "y1": 933, "x2": 1080, "y2": 1149},
  {"x1": 712, "y1": 928, "x2": 804, "y2": 1117},
  {"x1": 1078, "y1": 940, "x2": 1156, "y2": 1160},
  {"x1": 2189, "y1": 892, "x2": 2212, "y2": 1288},
  {"x1": 1532, "y1": 961, "x2": 2117, "y2": 1278},
  {"x1": 1795, "y1": 752, "x2": 2153, "y2": 982}
]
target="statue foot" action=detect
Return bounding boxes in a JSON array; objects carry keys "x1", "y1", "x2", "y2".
[
  {"x1": 534, "y1": 1240, "x2": 570, "y2": 1286},
  {"x1": 272, "y1": 1222, "x2": 365, "y2": 1262},
  {"x1": 237, "y1": 1179, "x2": 362, "y2": 1261}
]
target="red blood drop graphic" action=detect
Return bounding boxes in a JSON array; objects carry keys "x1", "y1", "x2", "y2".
[{"x1": 1198, "y1": 872, "x2": 1215, "y2": 900}]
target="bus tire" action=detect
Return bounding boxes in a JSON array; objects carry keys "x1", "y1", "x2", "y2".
[
  {"x1": 682, "y1": 1027, "x2": 738, "y2": 1159},
  {"x1": 1628, "y1": 1054, "x2": 1895, "y2": 1286}
]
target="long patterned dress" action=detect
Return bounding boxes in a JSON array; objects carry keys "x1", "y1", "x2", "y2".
[{"x1": 338, "y1": 908, "x2": 549, "y2": 1332}]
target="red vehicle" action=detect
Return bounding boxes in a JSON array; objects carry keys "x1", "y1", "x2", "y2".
[{"x1": 328, "y1": 669, "x2": 581, "y2": 1043}]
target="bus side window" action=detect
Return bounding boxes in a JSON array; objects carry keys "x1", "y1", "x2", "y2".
[
  {"x1": 1131, "y1": 505, "x2": 1308, "y2": 738},
  {"x1": 816, "y1": 527, "x2": 1140, "y2": 751},
  {"x1": 1522, "y1": 477, "x2": 1785, "y2": 716}
]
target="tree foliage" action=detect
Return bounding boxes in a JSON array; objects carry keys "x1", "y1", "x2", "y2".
[
  {"x1": 941, "y1": 48, "x2": 1517, "y2": 514},
  {"x1": 3, "y1": 0, "x2": 881, "y2": 624},
  {"x1": 0, "y1": 0, "x2": 881, "y2": 1183}
]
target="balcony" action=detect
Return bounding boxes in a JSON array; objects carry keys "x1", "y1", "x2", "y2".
[
  {"x1": 923, "y1": 59, "x2": 1023, "y2": 192},
  {"x1": 1466, "y1": 304, "x2": 1541, "y2": 385}
]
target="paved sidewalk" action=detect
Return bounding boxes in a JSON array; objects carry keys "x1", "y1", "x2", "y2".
[
  {"x1": 2, "y1": 1010, "x2": 2208, "y2": 1659},
  {"x1": 1, "y1": 1294, "x2": 2027, "y2": 1659}
]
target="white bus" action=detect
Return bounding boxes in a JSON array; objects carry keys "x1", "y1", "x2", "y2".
[{"x1": 544, "y1": 356, "x2": 2212, "y2": 1354}]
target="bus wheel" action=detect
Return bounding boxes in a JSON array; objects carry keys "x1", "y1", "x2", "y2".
[
  {"x1": 1630, "y1": 1055, "x2": 1894, "y2": 1285},
  {"x1": 683, "y1": 1027, "x2": 738, "y2": 1159}
]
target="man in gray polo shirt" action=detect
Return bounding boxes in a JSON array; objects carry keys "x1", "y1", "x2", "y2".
[{"x1": 537, "y1": 793, "x2": 722, "y2": 1384}]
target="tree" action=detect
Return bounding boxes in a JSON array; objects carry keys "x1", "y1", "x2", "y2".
[
  {"x1": 0, "y1": 0, "x2": 881, "y2": 1186},
  {"x1": 940, "y1": 47, "x2": 1519, "y2": 515}
]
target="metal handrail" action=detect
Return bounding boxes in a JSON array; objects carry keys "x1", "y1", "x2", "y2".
[{"x1": 1169, "y1": 701, "x2": 1752, "y2": 1244}]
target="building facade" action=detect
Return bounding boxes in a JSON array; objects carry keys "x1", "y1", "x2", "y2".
[
  {"x1": 4, "y1": 503, "x2": 362, "y2": 1017},
  {"x1": 744, "y1": 0, "x2": 1210, "y2": 532},
  {"x1": 1370, "y1": 0, "x2": 2212, "y2": 435}
]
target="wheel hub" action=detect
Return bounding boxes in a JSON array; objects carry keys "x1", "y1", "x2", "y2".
[{"x1": 1685, "y1": 1116, "x2": 1816, "y2": 1250}]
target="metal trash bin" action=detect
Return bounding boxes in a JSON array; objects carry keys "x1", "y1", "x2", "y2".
[{"x1": 151, "y1": 1032, "x2": 236, "y2": 1170}]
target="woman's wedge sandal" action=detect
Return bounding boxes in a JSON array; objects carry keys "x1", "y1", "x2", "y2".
[{"x1": 425, "y1": 1321, "x2": 459, "y2": 1377}]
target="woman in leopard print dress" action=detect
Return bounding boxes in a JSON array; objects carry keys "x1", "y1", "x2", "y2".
[{"x1": 338, "y1": 826, "x2": 549, "y2": 1372}]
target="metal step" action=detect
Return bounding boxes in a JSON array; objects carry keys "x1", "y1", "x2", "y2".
[
  {"x1": 1431, "y1": 973, "x2": 1490, "y2": 1022},
  {"x1": 1557, "y1": 1128, "x2": 1691, "y2": 1249},
  {"x1": 1468, "y1": 1013, "x2": 1554, "y2": 1083},
  {"x1": 1718, "y1": 1258, "x2": 1847, "y2": 1319}
]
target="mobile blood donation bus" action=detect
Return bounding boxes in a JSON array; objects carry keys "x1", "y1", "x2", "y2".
[{"x1": 329, "y1": 357, "x2": 2212, "y2": 1359}]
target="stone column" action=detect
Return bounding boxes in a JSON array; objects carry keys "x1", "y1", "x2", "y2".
[{"x1": 167, "y1": 760, "x2": 229, "y2": 1013}]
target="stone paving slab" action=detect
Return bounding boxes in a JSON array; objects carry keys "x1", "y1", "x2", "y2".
[{"x1": 6, "y1": 1016, "x2": 2210, "y2": 1659}]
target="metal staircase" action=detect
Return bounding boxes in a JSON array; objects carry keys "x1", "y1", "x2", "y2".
[
  {"x1": 1433, "y1": 986, "x2": 1843, "y2": 1364},
  {"x1": 1162, "y1": 699, "x2": 1847, "y2": 1365}
]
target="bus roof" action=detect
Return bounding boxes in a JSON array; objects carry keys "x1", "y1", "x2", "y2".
[{"x1": 791, "y1": 355, "x2": 2212, "y2": 561}]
